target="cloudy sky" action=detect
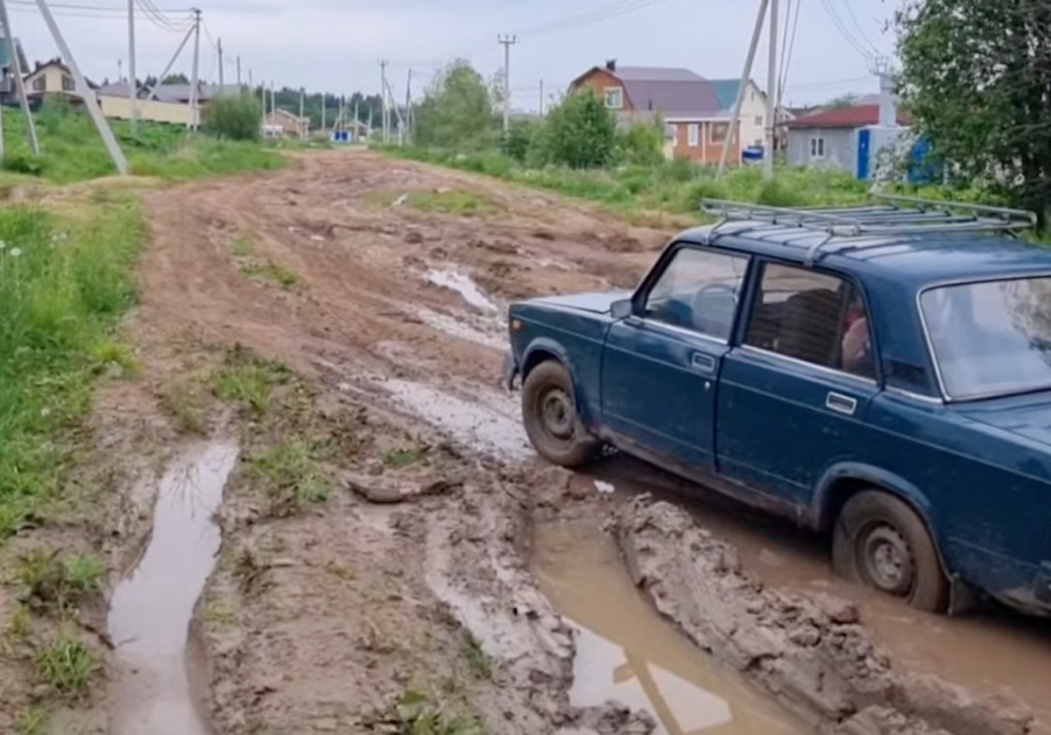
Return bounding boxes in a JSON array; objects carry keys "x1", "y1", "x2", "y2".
[{"x1": 8, "y1": 0, "x2": 899, "y2": 107}]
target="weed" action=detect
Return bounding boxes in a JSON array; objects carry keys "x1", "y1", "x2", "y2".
[
  {"x1": 34, "y1": 629, "x2": 100, "y2": 700},
  {"x1": 6, "y1": 604, "x2": 31, "y2": 643},
  {"x1": 359, "y1": 620, "x2": 400, "y2": 654},
  {"x1": 383, "y1": 447, "x2": 424, "y2": 469},
  {"x1": 90, "y1": 340, "x2": 140, "y2": 377},
  {"x1": 242, "y1": 260, "x2": 299, "y2": 289},
  {"x1": 245, "y1": 439, "x2": 332, "y2": 517},
  {"x1": 158, "y1": 381, "x2": 209, "y2": 435},
  {"x1": 372, "y1": 690, "x2": 483, "y2": 735},
  {"x1": 233, "y1": 547, "x2": 270, "y2": 596},
  {"x1": 202, "y1": 599, "x2": 236, "y2": 626},
  {"x1": 15, "y1": 707, "x2": 50, "y2": 735},
  {"x1": 18, "y1": 549, "x2": 103, "y2": 615},
  {"x1": 230, "y1": 233, "x2": 256, "y2": 257},
  {"x1": 210, "y1": 348, "x2": 292, "y2": 416},
  {"x1": 326, "y1": 561, "x2": 356, "y2": 580},
  {"x1": 402, "y1": 190, "x2": 496, "y2": 215},
  {"x1": 459, "y1": 630, "x2": 493, "y2": 680}
]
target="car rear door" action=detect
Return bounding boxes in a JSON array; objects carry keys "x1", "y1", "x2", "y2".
[
  {"x1": 717, "y1": 261, "x2": 881, "y2": 508},
  {"x1": 601, "y1": 246, "x2": 750, "y2": 472}
]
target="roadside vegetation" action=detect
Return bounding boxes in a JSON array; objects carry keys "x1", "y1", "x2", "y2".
[{"x1": 0, "y1": 100, "x2": 283, "y2": 184}]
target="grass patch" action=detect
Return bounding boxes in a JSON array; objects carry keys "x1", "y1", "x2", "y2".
[
  {"x1": 241, "y1": 259, "x2": 299, "y2": 289},
  {"x1": 15, "y1": 708, "x2": 50, "y2": 735},
  {"x1": 17, "y1": 549, "x2": 104, "y2": 615},
  {"x1": 201, "y1": 599, "x2": 237, "y2": 626},
  {"x1": 244, "y1": 438, "x2": 332, "y2": 517},
  {"x1": 0, "y1": 198, "x2": 144, "y2": 541},
  {"x1": 326, "y1": 561, "x2": 356, "y2": 580},
  {"x1": 158, "y1": 380, "x2": 209, "y2": 435},
  {"x1": 460, "y1": 630, "x2": 493, "y2": 680},
  {"x1": 34, "y1": 629, "x2": 100, "y2": 700},
  {"x1": 403, "y1": 189, "x2": 496, "y2": 215},
  {"x1": 209, "y1": 347, "x2": 293, "y2": 417},
  {"x1": 370, "y1": 690, "x2": 483, "y2": 735},
  {"x1": 383, "y1": 447, "x2": 425, "y2": 469},
  {"x1": 0, "y1": 104, "x2": 284, "y2": 184},
  {"x1": 230, "y1": 233, "x2": 257, "y2": 257}
]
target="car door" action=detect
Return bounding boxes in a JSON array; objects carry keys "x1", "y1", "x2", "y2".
[
  {"x1": 717, "y1": 261, "x2": 881, "y2": 508},
  {"x1": 601, "y1": 245, "x2": 750, "y2": 472}
]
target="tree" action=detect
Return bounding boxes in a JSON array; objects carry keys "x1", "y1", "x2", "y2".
[
  {"x1": 542, "y1": 87, "x2": 617, "y2": 168},
  {"x1": 203, "y1": 93, "x2": 263, "y2": 141},
  {"x1": 824, "y1": 94, "x2": 860, "y2": 110},
  {"x1": 413, "y1": 60, "x2": 499, "y2": 150},
  {"x1": 162, "y1": 73, "x2": 190, "y2": 85},
  {"x1": 898, "y1": 0, "x2": 1051, "y2": 226}
]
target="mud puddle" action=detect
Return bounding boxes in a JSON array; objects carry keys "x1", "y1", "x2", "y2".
[
  {"x1": 108, "y1": 441, "x2": 239, "y2": 735},
  {"x1": 427, "y1": 268, "x2": 498, "y2": 312},
  {"x1": 533, "y1": 519, "x2": 809, "y2": 735}
]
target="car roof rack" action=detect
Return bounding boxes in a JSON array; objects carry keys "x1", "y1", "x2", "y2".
[{"x1": 701, "y1": 194, "x2": 1037, "y2": 239}]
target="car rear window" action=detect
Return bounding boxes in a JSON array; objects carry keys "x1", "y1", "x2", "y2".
[{"x1": 921, "y1": 277, "x2": 1051, "y2": 399}]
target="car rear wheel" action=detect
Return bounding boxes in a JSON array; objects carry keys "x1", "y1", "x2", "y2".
[
  {"x1": 832, "y1": 490, "x2": 950, "y2": 613},
  {"x1": 521, "y1": 361, "x2": 599, "y2": 468}
]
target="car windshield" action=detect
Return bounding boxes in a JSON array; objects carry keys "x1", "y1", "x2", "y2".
[{"x1": 921, "y1": 276, "x2": 1051, "y2": 399}]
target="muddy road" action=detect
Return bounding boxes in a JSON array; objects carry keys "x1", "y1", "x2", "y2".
[{"x1": 7, "y1": 148, "x2": 1046, "y2": 734}]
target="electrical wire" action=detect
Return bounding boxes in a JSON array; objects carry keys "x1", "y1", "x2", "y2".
[
  {"x1": 816, "y1": 0, "x2": 876, "y2": 59},
  {"x1": 777, "y1": 0, "x2": 803, "y2": 108},
  {"x1": 517, "y1": 0, "x2": 676, "y2": 38},
  {"x1": 136, "y1": 0, "x2": 192, "y2": 31},
  {"x1": 837, "y1": 0, "x2": 882, "y2": 56}
]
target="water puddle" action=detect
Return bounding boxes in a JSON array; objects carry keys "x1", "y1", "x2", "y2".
[
  {"x1": 427, "y1": 269, "x2": 498, "y2": 312},
  {"x1": 108, "y1": 441, "x2": 239, "y2": 735},
  {"x1": 378, "y1": 378, "x2": 531, "y2": 458},
  {"x1": 533, "y1": 520, "x2": 809, "y2": 735},
  {"x1": 411, "y1": 305, "x2": 507, "y2": 350}
]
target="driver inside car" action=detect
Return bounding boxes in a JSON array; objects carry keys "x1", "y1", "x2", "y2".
[{"x1": 841, "y1": 291, "x2": 872, "y2": 377}]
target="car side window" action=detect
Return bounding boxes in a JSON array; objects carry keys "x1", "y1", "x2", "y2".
[
  {"x1": 643, "y1": 248, "x2": 749, "y2": 340},
  {"x1": 746, "y1": 263, "x2": 876, "y2": 380}
]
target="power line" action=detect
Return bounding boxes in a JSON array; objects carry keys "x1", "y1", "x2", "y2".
[
  {"x1": 837, "y1": 0, "x2": 881, "y2": 56},
  {"x1": 816, "y1": 0, "x2": 875, "y2": 59},
  {"x1": 517, "y1": 0, "x2": 677, "y2": 38},
  {"x1": 777, "y1": 0, "x2": 802, "y2": 106}
]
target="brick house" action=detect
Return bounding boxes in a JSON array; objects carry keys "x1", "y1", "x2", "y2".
[{"x1": 568, "y1": 60, "x2": 741, "y2": 165}]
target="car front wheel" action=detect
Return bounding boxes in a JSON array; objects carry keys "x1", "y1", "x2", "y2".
[
  {"x1": 832, "y1": 490, "x2": 950, "y2": 613},
  {"x1": 521, "y1": 361, "x2": 599, "y2": 468}
]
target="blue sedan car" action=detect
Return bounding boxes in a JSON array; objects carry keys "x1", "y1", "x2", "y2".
[{"x1": 504, "y1": 195, "x2": 1051, "y2": 616}]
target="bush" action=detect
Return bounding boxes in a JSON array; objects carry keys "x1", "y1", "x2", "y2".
[
  {"x1": 501, "y1": 119, "x2": 537, "y2": 162},
  {"x1": 543, "y1": 88, "x2": 617, "y2": 168},
  {"x1": 616, "y1": 122, "x2": 666, "y2": 166},
  {"x1": 203, "y1": 93, "x2": 263, "y2": 141}
]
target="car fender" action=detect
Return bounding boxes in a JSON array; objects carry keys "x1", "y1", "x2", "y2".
[
  {"x1": 519, "y1": 337, "x2": 601, "y2": 425},
  {"x1": 811, "y1": 462, "x2": 936, "y2": 532}
]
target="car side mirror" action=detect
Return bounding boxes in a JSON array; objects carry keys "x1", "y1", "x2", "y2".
[{"x1": 611, "y1": 299, "x2": 634, "y2": 320}]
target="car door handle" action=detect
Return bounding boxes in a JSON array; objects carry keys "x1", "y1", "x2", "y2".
[
  {"x1": 691, "y1": 352, "x2": 716, "y2": 374},
  {"x1": 826, "y1": 392, "x2": 858, "y2": 416}
]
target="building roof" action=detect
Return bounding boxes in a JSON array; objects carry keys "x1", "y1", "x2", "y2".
[
  {"x1": 708, "y1": 79, "x2": 764, "y2": 110},
  {"x1": 571, "y1": 63, "x2": 723, "y2": 116},
  {"x1": 612, "y1": 66, "x2": 705, "y2": 82},
  {"x1": 96, "y1": 81, "x2": 242, "y2": 102},
  {"x1": 785, "y1": 103, "x2": 908, "y2": 129}
]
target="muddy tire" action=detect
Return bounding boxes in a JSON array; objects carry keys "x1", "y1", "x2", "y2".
[
  {"x1": 833, "y1": 490, "x2": 949, "y2": 613},
  {"x1": 521, "y1": 360, "x2": 599, "y2": 468}
]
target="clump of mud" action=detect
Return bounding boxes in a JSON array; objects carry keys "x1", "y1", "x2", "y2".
[{"x1": 612, "y1": 498, "x2": 1034, "y2": 735}]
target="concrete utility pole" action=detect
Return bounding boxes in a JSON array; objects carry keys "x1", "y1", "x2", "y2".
[
  {"x1": 321, "y1": 92, "x2": 326, "y2": 131},
  {"x1": 498, "y1": 34, "x2": 517, "y2": 133},
  {"x1": 378, "y1": 59, "x2": 389, "y2": 143},
  {"x1": 118, "y1": 58, "x2": 122, "y2": 81},
  {"x1": 0, "y1": 3, "x2": 39, "y2": 156},
  {"x1": 35, "y1": 0, "x2": 125, "y2": 171},
  {"x1": 299, "y1": 87, "x2": 305, "y2": 140},
  {"x1": 146, "y1": 23, "x2": 192, "y2": 102},
  {"x1": 236, "y1": 55, "x2": 241, "y2": 86},
  {"x1": 764, "y1": 0, "x2": 778, "y2": 180},
  {"x1": 188, "y1": 7, "x2": 201, "y2": 129},
  {"x1": 127, "y1": 0, "x2": 137, "y2": 129},
  {"x1": 217, "y1": 37, "x2": 224, "y2": 88},
  {"x1": 718, "y1": 0, "x2": 770, "y2": 177},
  {"x1": 539, "y1": 79, "x2": 544, "y2": 117},
  {"x1": 404, "y1": 69, "x2": 412, "y2": 142}
]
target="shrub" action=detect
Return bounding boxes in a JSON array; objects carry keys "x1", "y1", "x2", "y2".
[
  {"x1": 544, "y1": 88, "x2": 617, "y2": 168},
  {"x1": 203, "y1": 93, "x2": 263, "y2": 141},
  {"x1": 501, "y1": 119, "x2": 537, "y2": 162},
  {"x1": 616, "y1": 122, "x2": 666, "y2": 166}
]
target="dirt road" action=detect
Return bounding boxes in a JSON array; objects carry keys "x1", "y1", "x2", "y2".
[{"x1": 68, "y1": 149, "x2": 1051, "y2": 734}]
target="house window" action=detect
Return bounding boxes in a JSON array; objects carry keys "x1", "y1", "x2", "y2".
[
  {"x1": 604, "y1": 87, "x2": 623, "y2": 109},
  {"x1": 755, "y1": 115, "x2": 763, "y2": 127},
  {"x1": 32, "y1": 76, "x2": 45, "y2": 92},
  {"x1": 710, "y1": 122, "x2": 729, "y2": 145},
  {"x1": 687, "y1": 123, "x2": 699, "y2": 147},
  {"x1": 670, "y1": 124, "x2": 679, "y2": 147},
  {"x1": 746, "y1": 263, "x2": 874, "y2": 379},
  {"x1": 809, "y1": 137, "x2": 826, "y2": 159},
  {"x1": 61, "y1": 74, "x2": 75, "y2": 92}
]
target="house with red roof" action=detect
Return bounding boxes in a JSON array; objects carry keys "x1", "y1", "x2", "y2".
[{"x1": 784, "y1": 103, "x2": 909, "y2": 173}]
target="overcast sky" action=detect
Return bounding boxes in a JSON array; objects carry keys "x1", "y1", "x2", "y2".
[{"x1": 8, "y1": 0, "x2": 900, "y2": 108}]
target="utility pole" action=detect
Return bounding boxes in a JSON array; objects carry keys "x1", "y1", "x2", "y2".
[
  {"x1": 321, "y1": 92, "x2": 326, "y2": 131},
  {"x1": 118, "y1": 58, "x2": 122, "y2": 81},
  {"x1": 217, "y1": 37, "x2": 224, "y2": 88},
  {"x1": 497, "y1": 35, "x2": 517, "y2": 133},
  {"x1": 35, "y1": 0, "x2": 124, "y2": 171},
  {"x1": 187, "y1": 7, "x2": 201, "y2": 130},
  {"x1": 718, "y1": 0, "x2": 769, "y2": 177},
  {"x1": 764, "y1": 0, "x2": 778, "y2": 180},
  {"x1": 299, "y1": 87, "x2": 305, "y2": 140},
  {"x1": 0, "y1": 6, "x2": 38, "y2": 156},
  {"x1": 378, "y1": 59, "x2": 388, "y2": 143},
  {"x1": 144, "y1": 24, "x2": 193, "y2": 102},
  {"x1": 127, "y1": 0, "x2": 137, "y2": 129},
  {"x1": 236, "y1": 56, "x2": 241, "y2": 87},
  {"x1": 404, "y1": 70, "x2": 412, "y2": 143},
  {"x1": 539, "y1": 79, "x2": 544, "y2": 117}
]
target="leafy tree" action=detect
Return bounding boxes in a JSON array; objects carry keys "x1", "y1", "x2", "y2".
[
  {"x1": 162, "y1": 73, "x2": 190, "y2": 85},
  {"x1": 824, "y1": 94, "x2": 860, "y2": 110},
  {"x1": 616, "y1": 119, "x2": 666, "y2": 166},
  {"x1": 898, "y1": 0, "x2": 1051, "y2": 225},
  {"x1": 413, "y1": 60, "x2": 499, "y2": 150},
  {"x1": 203, "y1": 93, "x2": 263, "y2": 141},
  {"x1": 543, "y1": 87, "x2": 617, "y2": 168}
]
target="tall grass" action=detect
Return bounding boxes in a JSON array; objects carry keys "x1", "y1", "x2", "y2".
[
  {"x1": 0, "y1": 103, "x2": 283, "y2": 183},
  {"x1": 0, "y1": 198, "x2": 144, "y2": 539}
]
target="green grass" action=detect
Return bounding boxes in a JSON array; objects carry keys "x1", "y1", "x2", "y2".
[
  {"x1": 383, "y1": 447, "x2": 424, "y2": 469},
  {"x1": 34, "y1": 629, "x2": 100, "y2": 700},
  {"x1": 402, "y1": 190, "x2": 497, "y2": 215},
  {"x1": 385, "y1": 690, "x2": 483, "y2": 735},
  {"x1": 230, "y1": 233, "x2": 257, "y2": 257},
  {"x1": 241, "y1": 259, "x2": 299, "y2": 289},
  {"x1": 245, "y1": 438, "x2": 332, "y2": 516},
  {"x1": 15, "y1": 707, "x2": 50, "y2": 735},
  {"x1": 17, "y1": 549, "x2": 104, "y2": 614},
  {"x1": 0, "y1": 103, "x2": 284, "y2": 184},
  {"x1": 460, "y1": 630, "x2": 493, "y2": 680},
  {"x1": 0, "y1": 198, "x2": 144, "y2": 541},
  {"x1": 209, "y1": 347, "x2": 293, "y2": 416}
]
